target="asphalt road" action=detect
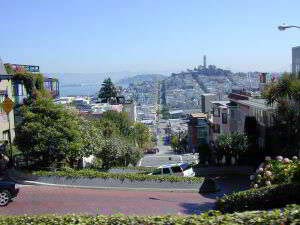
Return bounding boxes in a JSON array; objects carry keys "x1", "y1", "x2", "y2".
[
  {"x1": 1, "y1": 186, "x2": 215, "y2": 215},
  {"x1": 138, "y1": 119, "x2": 198, "y2": 167}
]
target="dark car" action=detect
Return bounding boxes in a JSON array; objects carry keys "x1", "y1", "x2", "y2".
[
  {"x1": 145, "y1": 148, "x2": 159, "y2": 154},
  {"x1": 0, "y1": 181, "x2": 20, "y2": 206}
]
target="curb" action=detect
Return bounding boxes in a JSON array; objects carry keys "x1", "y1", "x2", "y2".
[{"x1": 21, "y1": 180, "x2": 199, "y2": 193}]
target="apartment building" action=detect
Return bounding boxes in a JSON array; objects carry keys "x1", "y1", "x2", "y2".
[
  {"x1": 208, "y1": 101, "x2": 230, "y2": 142},
  {"x1": 187, "y1": 113, "x2": 209, "y2": 152},
  {"x1": 228, "y1": 91, "x2": 275, "y2": 149}
]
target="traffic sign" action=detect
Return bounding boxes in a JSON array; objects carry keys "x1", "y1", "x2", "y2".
[{"x1": 2, "y1": 97, "x2": 14, "y2": 114}]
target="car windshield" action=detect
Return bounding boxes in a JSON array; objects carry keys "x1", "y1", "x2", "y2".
[
  {"x1": 171, "y1": 166, "x2": 182, "y2": 173},
  {"x1": 180, "y1": 164, "x2": 192, "y2": 171}
]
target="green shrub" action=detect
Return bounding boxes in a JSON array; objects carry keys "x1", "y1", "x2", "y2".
[
  {"x1": 0, "y1": 205, "x2": 299, "y2": 225},
  {"x1": 250, "y1": 157, "x2": 299, "y2": 188},
  {"x1": 216, "y1": 183, "x2": 300, "y2": 213},
  {"x1": 33, "y1": 168, "x2": 203, "y2": 183}
]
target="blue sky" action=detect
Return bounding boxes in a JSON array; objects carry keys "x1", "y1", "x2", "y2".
[{"x1": 1, "y1": 0, "x2": 300, "y2": 75}]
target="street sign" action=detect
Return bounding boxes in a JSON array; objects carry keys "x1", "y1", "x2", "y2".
[{"x1": 2, "y1": 97, "x2": 14, "y2": 114}]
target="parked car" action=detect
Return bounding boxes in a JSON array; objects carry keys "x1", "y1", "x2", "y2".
[
  {"x1": 0, "y1": 181, "x2": 20, "y2": 206},
  {"x1": 149, "y1": 163, "x2": 195, "y2": 177},
  {"x1": 145, "y1": 148, "x2": 159, "y2": 154}
]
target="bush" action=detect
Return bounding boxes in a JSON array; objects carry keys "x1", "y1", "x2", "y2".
[
  {"x1": 216, "y1": 183, "x2": 300, "y2": 213},
  {"x1": 33, "y1": 168, "x2": 203, "y2": 183},
  {"x1": 0, "y1": 205, "x2": 299, "y2": 225}
]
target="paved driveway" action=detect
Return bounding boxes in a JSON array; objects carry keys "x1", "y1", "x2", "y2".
[{"x1": 0, "y1": 186, "x2": 215, "y2": 215}]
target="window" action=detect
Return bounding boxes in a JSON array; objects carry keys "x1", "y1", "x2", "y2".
[
  {"x1": 222, "y1": 113, "x2": 227, "y2": 124},
  {"x1": 162, "y1": 168, "x2": 171, "y2": 174},
  {"x1": 180, "y1": 163, "x2": 191, "y2": 171},
  {"x1": 152, "y1": 169, "x2": 161, "y2": 175},
  {"x1": 171, "y1": 166, "x2": 182, "y2": 173}
]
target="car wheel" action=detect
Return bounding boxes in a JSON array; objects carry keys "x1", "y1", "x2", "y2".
[{"x1": 0, "y1": 190, "x2": 11, "y2": 207}]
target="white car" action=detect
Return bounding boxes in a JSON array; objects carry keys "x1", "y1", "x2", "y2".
[{"x1": 149, "y1": 163, "x2": 195, "y2": 177}]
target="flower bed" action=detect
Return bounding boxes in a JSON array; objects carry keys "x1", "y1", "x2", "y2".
[
  {"x1": 0, "y1": 205, "x2": 299, "y2": 225},
  {"x1": 215, "y1": 183, "x2": 300, "y2": 213},
  {"x1": 250, "y1": 156, "x2": 299, "y2": 188},
  {"x1": 33, "y1": 168, "x2": 203, "y2": 183}
]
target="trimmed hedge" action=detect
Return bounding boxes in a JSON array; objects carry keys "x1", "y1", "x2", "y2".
[
  {"x1": 216, "y1": 183, "x2": 300, "y2": 213},
  {"x1": 0, "y1": 205, "x2": 299, "y2": 225},
  {"x1": 33, "y1": 169, "x2": 203, "y2": 183}
]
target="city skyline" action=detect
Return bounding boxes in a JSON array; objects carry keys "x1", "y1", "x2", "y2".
[{"x1": 1, "y1": 0, "x2": 300, "y2": 76}]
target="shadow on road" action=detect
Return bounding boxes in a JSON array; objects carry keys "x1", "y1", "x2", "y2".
[{"x1": 180, "y1": 202, "x2": 215, "y2": 215}]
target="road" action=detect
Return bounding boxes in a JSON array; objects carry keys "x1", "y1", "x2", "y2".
[
  {"x1": 1, "y1": 186, "x2": 215, "y2": 215},
  {"x1": 139, "y1": 119, "x2": 198, "y2": 167}
]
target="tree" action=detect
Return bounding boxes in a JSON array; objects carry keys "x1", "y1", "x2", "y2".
[
  {"x1": 263, "y1": 73, "x2": 300, "y2": 156},
  {"x1": 171, "y1": 135, "x2": 180, "y2": 151},
  {"x1": 14, "y1": 98, "x2": 87, "y2": 169},
  {"x1": 100, "y1": 110, "x2": 132, "y2": 137},
  {"x1": 95, "y1": 137, "x2": 143, "y2": 169},
  {"x1": 132, "y1": 123, "x2": 152, "y2": 149},
  {"x1": 216, "y1": 133, "x2": 248, "y2": 164},
  {"x1": 98, "y1": 78, "x2": 117, "y2": 102}
]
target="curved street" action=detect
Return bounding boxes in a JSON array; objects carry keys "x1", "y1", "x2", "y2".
[{"x1": 0, "y1": 186, "x2": 214, "y2": 215}]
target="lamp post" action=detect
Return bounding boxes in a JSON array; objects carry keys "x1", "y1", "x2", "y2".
[{"x1": 278, "y1": 25, "x2": 300, "y2": 31}]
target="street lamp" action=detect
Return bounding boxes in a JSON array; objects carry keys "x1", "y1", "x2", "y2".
[{"x1": 278, "y1": 25, "x2": 300, "y2": 31}]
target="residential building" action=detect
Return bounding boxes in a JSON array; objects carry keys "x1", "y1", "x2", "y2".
[
  {"x1": 228, "y1": 91, "x2": 275, "y2": 149},
  {"x1": 187, "y1": 113, "x2": 209, "y2": 152},
  {"x1": 0, "y1": 59, "x2": 15, "y2": 142},
  {"x1": 209, "y1": 101, "x2": 230, "y2": 141},
  {"x1": 4, "y1": 63, "x2": 60, "y2": 104},
  {"x1": 201, "y1": 93, "x2": 217, "y2": 113},
  {"x1": 292, "y1": 46, "x2": 300, "y2": 74}
]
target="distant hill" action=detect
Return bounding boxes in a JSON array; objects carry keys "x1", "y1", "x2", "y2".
[{"x1": 117, "y1": 74, "x2": 167, "y2": 87}]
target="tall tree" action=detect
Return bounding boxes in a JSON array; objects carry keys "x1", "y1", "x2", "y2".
[
  {"x1": 263, "y1": 73, "x2": 300, "y2": 156},
  {"x1": 98, "y1": 78, "x2": 117, "y2": 102},
  {"x1": 14, "y1": 97, "x2": 86, "y2": 168}
]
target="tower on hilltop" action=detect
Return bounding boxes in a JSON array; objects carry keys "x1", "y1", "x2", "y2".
[{"x1": 203, "y1": 55, "x2": 207, "y2": 68}]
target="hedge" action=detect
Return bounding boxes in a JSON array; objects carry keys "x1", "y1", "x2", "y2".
[
  {"x1": 216, "y1": 183, "x2": 300, "y2": 213},
  {"x1": 0, "y1": 205, "x2": 299, "y2": 225},
  {"x1": 33, "y1": 169, "x2": 203, "y2": 183}
]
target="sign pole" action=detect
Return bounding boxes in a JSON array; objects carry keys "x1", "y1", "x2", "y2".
[
  {"x1": 2, "y1": 95, "x2": 14, "y2": 168},
  {"x1": 7, "y1": 112, "x2": 13, "y2": 168}
]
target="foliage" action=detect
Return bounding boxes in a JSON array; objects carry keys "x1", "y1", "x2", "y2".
[
  {"x1": 263, "y1": 73, "x2": 300, "y2": 155},
  {"x1": 100, "y1": 110, "x2": 133, "y2": 137},
  {"x1": 14, "y1": 97, "x2": 88, "y2": 169},
  {"x1": 216, "y1": 133, "x2": 248, "y2": 156},
  {"x1": 33, "y1": 168, "x2": 203, "y2": 183},
  {"x1": 250, "y1": 157, "x2": 300, "y2": 188},
  {"x1": 97, "y1": 111, "x2": 152, "y2": 149},
  {"x1": 98, "y1": 78, "x2": 117, "y2": 102},
  {"x1": 94, "y1": 137, "x2": 143, "y2": 169},
  {"x1": 216, "y1": 183, "x2": 300, "y2": 213},
  {"x1": 160, "y1": 105, "x2": 170, "y2": 119},
  {"x1": 132, "y1": 122, "x2": 152, "y2": 148},
  {"x1": 171, "y1": 135, "x2": 180, "y2": 150},
  {"x1": 0, "y1": 205, "x2": 299, "y2": 225},
  {"x1": 78, "y1": 118, "x2": 103, "y2": 157}
]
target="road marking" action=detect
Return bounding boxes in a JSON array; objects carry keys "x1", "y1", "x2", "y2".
[{"x1": 23, "y1": 181, "x2": 199, "y2": 193}]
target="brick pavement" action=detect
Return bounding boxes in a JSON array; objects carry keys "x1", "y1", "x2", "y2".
[{"x1": 0, "y1": 186, "x2": 215, "y2": 215}]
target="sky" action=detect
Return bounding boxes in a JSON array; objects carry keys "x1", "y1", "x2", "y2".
[{"x1": 1, "y1": 0, "x2": 300, "y2": 77}]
